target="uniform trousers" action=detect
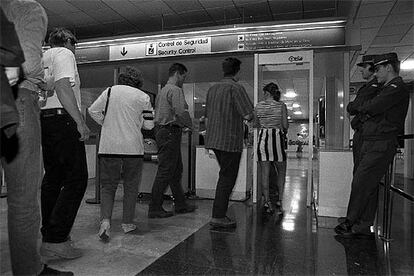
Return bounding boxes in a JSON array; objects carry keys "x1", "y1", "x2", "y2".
[{"x1": 346, "y1": 138, "x2": 397, "y2": 225}]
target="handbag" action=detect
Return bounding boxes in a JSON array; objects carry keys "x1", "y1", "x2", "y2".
[{"x1": 143, "y1": 138, "x2": 158, "y2": 155}]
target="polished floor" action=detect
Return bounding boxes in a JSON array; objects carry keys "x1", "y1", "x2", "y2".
[{"x1": 1, "y1": 157, "x2": 413, "y2": 275}]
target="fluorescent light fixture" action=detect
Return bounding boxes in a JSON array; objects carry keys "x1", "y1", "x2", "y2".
[
  {"x1": 293, "y1": 111, "x2": 302, "y2": 115},
  {"x1": 340, "y1": 103, "x2": 343, "y2": 108},
  {"x1": 292, "y1": 103, "x2": 300, "y2": 108},
  {"x1": 285, "y1": 90, "x2": 297, "y2": 98},
  {"x1": 401, "y1": 60, "x2": 414, "y2": 70}
]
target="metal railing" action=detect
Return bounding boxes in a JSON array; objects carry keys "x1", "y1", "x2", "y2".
[{"x1": 378, "y1": 134, "x2": 414, "y2": 242}]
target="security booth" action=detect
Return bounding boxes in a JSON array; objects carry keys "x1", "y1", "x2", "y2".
[{"x1": 76, "y1": 18, "x2": 357, "y2": 218}]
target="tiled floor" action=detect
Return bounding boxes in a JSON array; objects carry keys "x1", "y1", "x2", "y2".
[{"x1": 1, "y1": 157, "x2": 413, "y2": 275}]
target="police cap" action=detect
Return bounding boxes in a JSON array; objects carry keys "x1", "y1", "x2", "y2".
[
  {"x1": 356, "y1": 55, "x2": 376, "y2": 67},
  {"x1": 373, "y1": 52, "x2": 399, "y2": 66}
]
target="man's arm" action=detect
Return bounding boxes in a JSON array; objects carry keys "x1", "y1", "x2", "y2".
[
  {"x1": 359, "y1": 84, "x2": 405, "y2": 116},
  {"x1": 55, "y1": 78, "x2": 90, "y2": 141},
  {"x1": 88, "y1": 88, "x2": 108, "y2": 125}
]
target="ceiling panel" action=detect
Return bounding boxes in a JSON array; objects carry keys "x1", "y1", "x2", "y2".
[
  {"x1": 163, "y1": 0, "x2": 204, "y2": 12},
  {"x1": 378, "y1": 24, "x2": 411, "y2": 36},
  {"x1": 269, "y1": 0, "x2": 303, "y2": 14},
  {"x1": 162, "y1": 13, "x2": 187, "y2": 28},
  {"x1": 60, "y1": 12, "x2": 98, "y2": 26},
  {"x1": 238, "y1": 2, "x2": 272, "y2": 18},
  {"x1": 358, "y1": 1, "x2": 394, "y2": 18},
  {"x1": 37, "y1": 0, "x2": 79, "y2": 14},
  {"x1": 206, "y1": 7, "x2": 241, "y2": 22},
  {"x1": 87, "y1": 8, "x2": 126, "y2": 23},
  {"x1": 179, "y1": 10, "x2": 214, "y2": 25},
  {"x1": 303, "y1": 0, "x2": 335, "y2": 10},
  {"x1": 67, "y1": 0, "x2": 107, "y2": 11},
  {"x1": 390, "y1": 0, "x2": 414, "y2": 15},
  {"x1": 134, "y1": 0, "x2": 175, "y2": 16},
  {"x1": 383, "y1": 12, "x2": 414, "y2": 25},
  {"x1": 102, "y1": 0, "x2": 146, "y2": 17},
  {"x1": 372, "y1": 34, "x2": 405, "y2": 45},
  {"x1": 198, "y1": 0, "x2": 234, "y2": 9},
  {"x1": 357, "y1": 16, "x2": 386, "y2": 28},
  {"x1": 399, "y1": 26, "x2": 414, "y2": 44}
]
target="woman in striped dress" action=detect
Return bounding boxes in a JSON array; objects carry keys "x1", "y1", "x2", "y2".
[{"x1": 255, "y1": 83, "x2": 288, "y2": 214}]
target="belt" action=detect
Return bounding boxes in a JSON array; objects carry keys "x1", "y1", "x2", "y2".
[
  {"x1": 159, "y1": 124, "x2": 181, "y2": 129},
  {"x1": 41, "y1": 108, "x2": 68, "y2": 118}
]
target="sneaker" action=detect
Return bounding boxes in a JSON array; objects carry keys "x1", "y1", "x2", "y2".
[
  {"x1": 98, "y1": 219, "x2": 110, "y2": 242},
  {"x1": 40, "y1": 241, "x2": 82, "y2": 260},
  {"x1": 121, "y1": 223, "x2": 137, "y2": 234},
  {"x1": 209, "y1": 216, "x2": 237, "y2": 229},
  {"x1": 175, "y1": 204, "x2": 197, "y2": 214},
  {"x1": 148, "y1": 208, "x2": 174, "y2": 218},
  {"x1": 334, "y1": 220, "x2": 353, "y2": 236},
  {"x1": 39, "y1": 264, "x2": 74, "y2": 275}
]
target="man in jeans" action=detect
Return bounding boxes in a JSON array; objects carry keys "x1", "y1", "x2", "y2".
[
  {"x1": 148, "y1": 63, "x2": 196, "y2": 218},
  {"x1": 205, "y1": 57, "x2": 254, "y2": 228},
  {"x1": 40, "y1": 28, "x2": 90, "y2": 259},
  {"x1": 1, "y1": 1, "x2": 72, "y2": 274}
]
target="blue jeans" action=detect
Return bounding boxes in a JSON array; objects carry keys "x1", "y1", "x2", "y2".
[
  {"x1": 1, "y1": 88, "x2": 43, "y2": 275},
  {"x1": 149, "y1": 126, "x2": 187, "y2": 211},
  {"x1": 100, "y1": 155, "x2": 143, "y2": 223}
]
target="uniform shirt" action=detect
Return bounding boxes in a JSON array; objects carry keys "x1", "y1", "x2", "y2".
[
  {"x1": 255, "y1": 99, "x2": 288, "y2": 130},
  {"x1": 154, "y1": 83, "x2": 192, "y2": 128},
  {"x1": 42, "y1": 47, "x2": 81, "y2": 110},
  {"x1": 205, "y1": 77, "x2": 254, "y2": 152},
  {"x1": 2, "y1": 0, "x2": 48, "y2": 92},
  {"x1": 347, "y1": 78, "x2": 380, "y2": 131},
  {"x1": 88, "y1": 85, "x2": 154, "y2": 155},
  {"x1": 359, "y1": 76, "x2": 409, "y2": 140}
]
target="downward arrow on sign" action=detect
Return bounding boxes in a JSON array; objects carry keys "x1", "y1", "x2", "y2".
[{"x1": 121, "y1": 47, "x2": 128, "y2": 56}]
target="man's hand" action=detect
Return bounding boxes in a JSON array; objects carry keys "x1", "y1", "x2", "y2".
[
  {"x1": 77, "y1": 122, "x2": 90, "y2": 141},
  {"x1": 205, "y1": 149, "x2": 215, "y2": 159},
  {"x1": 4, "y1": 67, "x2": 20, "y2": 86},
  {"x1": 183, "y1": 127, "x2": 192, "y2": 133}
]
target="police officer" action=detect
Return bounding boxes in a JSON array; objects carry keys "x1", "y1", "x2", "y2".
[
  {"x1": 348, "y1": 55, "x2": 380, "y2": 174},
  {"x1": 336, "y1": 55, "x2": 380, "y2": 225},
  {"x1": 335, "y1": 53, "x2": 409, "y2": 237}
]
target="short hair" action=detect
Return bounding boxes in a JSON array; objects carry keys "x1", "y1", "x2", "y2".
[
  {"x1": 263, "y1": 82, "x2": 281, "y2": 101},
  {"x1": 366, "y1": 63, "x2": 375, "y2": 73},
  {"x1": 387, "y1": 61, "x2": 400, "y2": 74},
  {"x1": 222, "y1": 57, "x2": 241, "y2": 76},
  {"x1": 48, "y1": 28, "x2": 77, "y2": 47},
  {"x1": 118, "y1": 66, "x2": 143, "y2": 89},
  {"x1": 168, "y1": 63, "x2": 187, "y2": 77}
]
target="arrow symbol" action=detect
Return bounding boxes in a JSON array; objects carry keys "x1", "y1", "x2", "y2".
[{"x1": 120, "y1": 47, "x2": 128, "y2": 56}]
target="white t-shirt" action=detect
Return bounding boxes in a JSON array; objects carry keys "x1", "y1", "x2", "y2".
[
  {"x1": 42, "y1": 47, "x2": 81, "y2": 110},
  {"x1": 88, "y1": 85, "x2": 154, "y2": 155}
]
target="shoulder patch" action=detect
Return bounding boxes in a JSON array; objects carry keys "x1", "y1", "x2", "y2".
[
  {"x1": 390, "y1": 84, "x2": 397, "y2": 88},
  {"x1": 371, "y1": 84, "x2": 378, "y2": 87}
]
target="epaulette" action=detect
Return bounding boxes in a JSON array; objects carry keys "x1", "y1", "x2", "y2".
[
  {"x1": 371, "y1": 84, "x2": 378, "y2": 87},
  {"x1": 390, "y1": 84, "x2": 397, "y2": 88}
]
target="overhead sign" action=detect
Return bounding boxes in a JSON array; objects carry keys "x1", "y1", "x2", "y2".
[{"x1": 109, "y1": 37, "x2": 211, "y2": 61}]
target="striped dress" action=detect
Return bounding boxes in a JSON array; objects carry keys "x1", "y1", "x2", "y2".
[{"x1": 255, "y1": 100, "x2": 286, "y2": 162}]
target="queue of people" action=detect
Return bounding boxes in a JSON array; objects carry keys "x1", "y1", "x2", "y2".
[{"x1": 1, "y1": 1, "x2": 410, "y2": 275}]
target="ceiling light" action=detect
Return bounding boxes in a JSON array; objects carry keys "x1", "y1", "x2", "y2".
[
  {"x1": 287, "y1": 116, "x2": 291, "y2": 119},
  {"x1": 340, "y1": 103, "x2": 343, "y2": 108},
  {"x1": 401, "y1": 60, "x2": 414, "y2": 70},
  {"x1": 292, "y1": 103, "x2": 300, "y2": 108},
  {"x1": 293, "y1": 111, "x2": 302, "y2": 115},
  {"x1": 284, "y1": 90, "x2": 297, "y2": 98}
]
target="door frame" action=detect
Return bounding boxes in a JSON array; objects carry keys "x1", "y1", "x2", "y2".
[{"x1": 253, "y1": 50, "x2": 314, "y2": 206}]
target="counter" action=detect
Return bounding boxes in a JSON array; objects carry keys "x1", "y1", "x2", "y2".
[{"x1": 195, "y1": 146, "x2": 252, "y2": 201}]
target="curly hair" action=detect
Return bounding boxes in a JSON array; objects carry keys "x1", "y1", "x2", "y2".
[
  {"x1": 118, "y1": 67, "x2": 144, "y2": 89},
  {"x1": 263, "y1": 82, "x2": 281, "y2": 101}
]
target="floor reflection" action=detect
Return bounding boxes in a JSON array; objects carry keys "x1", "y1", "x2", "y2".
[{"x1": 138, "y1": 164, "x2": 413, "y2": 276}]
